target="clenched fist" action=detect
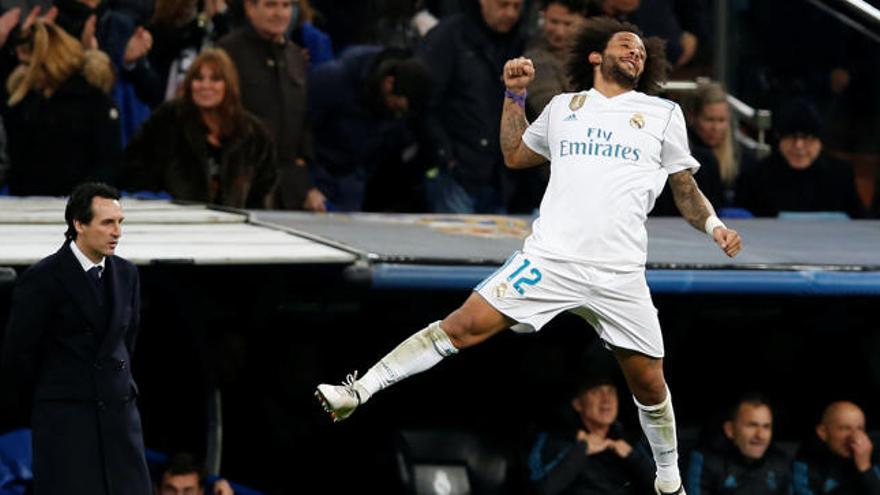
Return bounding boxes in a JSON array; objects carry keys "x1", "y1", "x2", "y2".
[{"x1": 503, "y1": 57, "x2": 535, "y2": 94}]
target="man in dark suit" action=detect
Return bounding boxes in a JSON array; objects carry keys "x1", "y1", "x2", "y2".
[{"x1": 3, "y1": 182, "x2": 151, "y2": 495}]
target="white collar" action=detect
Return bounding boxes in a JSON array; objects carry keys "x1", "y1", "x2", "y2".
[
  {"x1": 69, "y1": 241, "x2": 106, "y2": 273},
  {"x1": 588, "y1": 87, "x2": 635, "y2": 101}
]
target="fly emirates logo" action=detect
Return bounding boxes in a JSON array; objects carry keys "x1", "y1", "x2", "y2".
[{"x1": 559, "y1": 127, "x2": 642, "y2": 162}]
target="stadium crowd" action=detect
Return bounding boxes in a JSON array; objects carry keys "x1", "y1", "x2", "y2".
[{"x1": 0, "y1": 0, "x2": 876, "y2": 217}]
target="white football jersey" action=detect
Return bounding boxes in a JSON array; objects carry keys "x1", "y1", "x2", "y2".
[{"x1": 521, "y1": 88, "x2": 700, "y2": 269}]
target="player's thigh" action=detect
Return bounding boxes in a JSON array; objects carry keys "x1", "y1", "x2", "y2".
[{"x1": 442, "y1": 292, "x2": 514, "y2": 347}]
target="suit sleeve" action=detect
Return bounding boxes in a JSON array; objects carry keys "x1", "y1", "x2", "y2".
[
  {"x1": 124, "y1": 266, "x2": 141, "y2": 356},
  {"x1": 2, "y1": 268, "x2": 52, "y2": 380}
]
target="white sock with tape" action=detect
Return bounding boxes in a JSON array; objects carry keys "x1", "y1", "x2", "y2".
[
  {"x1": 635, "y1": 389, "x2": 681, "y2": 491},
  {"x1": 355, "y1": 321, "x2": 458, "y2": 402}
]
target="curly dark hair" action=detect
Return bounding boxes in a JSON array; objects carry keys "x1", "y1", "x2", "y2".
[{"x1": 566, "y1": 16, "x2": 670, "y2": 95}]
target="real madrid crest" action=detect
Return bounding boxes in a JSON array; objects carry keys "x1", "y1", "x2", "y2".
[
  {"x1": 569, "y1": 94, "x2": 587, "y2": 111},
  {"x1": 629, "y1": 113, "x2": 645, "y2": 129}
]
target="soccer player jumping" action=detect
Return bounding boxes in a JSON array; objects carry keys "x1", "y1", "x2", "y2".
[{"x1": 316, "y1": 17, "x2": 742, "y2": 495}]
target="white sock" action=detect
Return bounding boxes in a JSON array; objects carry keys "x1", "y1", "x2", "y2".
[
  {"x1": 634, "y1": 389, "x2": 681, "y2": 491},
  {"x1": 354, "y1": 321, "x2": 458, "y2": 402}
]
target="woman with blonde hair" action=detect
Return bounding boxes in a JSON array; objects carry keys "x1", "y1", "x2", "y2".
[
  {"x1": 3, "y1": 19, "x2": 120, "y2": 195},
  {"x1": 123, "y1": 48, "x2": 277, "y2": 208},
  {"x1": 688, "y1": 81, "x2": 756, "y2": 206}
]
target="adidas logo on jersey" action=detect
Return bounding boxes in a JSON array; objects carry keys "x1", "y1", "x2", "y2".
[{"x1": 563, "y1": 113, "x2": 578, "y2": 121}]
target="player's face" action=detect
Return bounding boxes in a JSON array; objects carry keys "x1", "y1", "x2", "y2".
[
  {"x1": 600, "y1": 32, "x2": 646, "y2": 88},
  {"x1": 820, "y1": 405, "x2": 865, "y2": 459},
  {"x1": 75, "y1": 197, "x2": 123, "y2": 262},
  {"x1": 727, "y1": 403, "x2": 772, "y2": 460},
  {"x1": 480, "y1": 0, "x2": 524, "y2": 34},
  {"x1": 245, "y1": 0, "x2": 293, "y2": 41},
  {"x1": 158, "y1": 472, "x2": 203, "y2": 495},
  {"x1": 694, "y1": 102, "x2": 730, "y2": 148},
  {"x1": 574, "y1": 384, "x2": 618, "y2": 429},
  {"x1": 779, "y1": 134, "x2": 822, "y2": 170},
  {"x1": 542, "y1": 3, "x2": 584, "y2": 51},
  {"x1": 191, "y1": 64, "x2": 226, "y2": 111}
]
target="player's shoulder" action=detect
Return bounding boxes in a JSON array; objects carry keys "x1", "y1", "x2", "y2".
[
  {"x1": 545, "y1": 91, "x2": 588, "y2": 110},
  {"x1": 629, "y1": 91, "x2": 679, "y2": 111}
]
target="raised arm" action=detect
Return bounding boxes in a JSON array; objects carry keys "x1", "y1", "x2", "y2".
[
  {"x1": 500, "y1": 57, "x2": 547, "y2": 169},
  {"x1": 668, "y1": 169, "x2": 742, "y2": 257}
]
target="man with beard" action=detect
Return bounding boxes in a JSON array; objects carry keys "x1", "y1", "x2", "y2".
[
  {"x1": 316, "y1": 17, "x2": 741, "y2": 495},
  {"x1": 686, "y1": 394, "x2": 792, "y2": 494}
]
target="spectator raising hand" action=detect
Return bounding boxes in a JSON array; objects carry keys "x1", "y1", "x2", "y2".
[{"x1": 124, "y1": 26, "x2": 153, "y2": 65}]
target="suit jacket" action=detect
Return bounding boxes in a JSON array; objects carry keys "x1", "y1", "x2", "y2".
[{"x1": 2, "y1": 242, "x2": 151, "y2": 495}]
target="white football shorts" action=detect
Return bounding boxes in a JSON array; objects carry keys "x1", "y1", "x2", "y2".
[{"x1": 475, "y1": 250, "x2": 664, "y2": 358}]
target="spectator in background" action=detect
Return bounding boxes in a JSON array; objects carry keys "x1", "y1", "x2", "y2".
[
  {"x1": 686, "y1": 81, "x2": 754, "y2": 207},
  {"x1": 218, "y1": 0, "x2": 326, "y2": 211},
  {"x1": 524, "y1": 0, "x2": 589, "y2": 120},
  {"x1": 285, "y1": 0, "x2": 332, "y2": 68},
  {"x1": 54, "y1": 0, "x2": 165, "y2": 146},
  {"x1": 736, "y1": 99, "x2": 864, "y2": 218},
  {"x1": 685, "y1": 394, "x2": 792, "y2": 494},
  {"x1": 3, "y1": 19, "x2": 120, "y2": 196},
  {"x1": 148, "y1": 0, "x2": 231, "y2": 101},
  {"x1": 308, "y1": 46, "x2": 431, "y2": 211},
  {"x1": 123, "y1": 48, "x2": 277, "y2": 208},
  {"x1": 155, "y1": 452, "x2": 234, "y2": 495},
  {"x1": 793, "y1": 401, "x2": 880, "y2": 495},
  {"x1": 419, "y1": 0, "x2": 528, "y2": 213},
  {"x1": 528, "y1": 366, "x2": 655, "y2": 494}
]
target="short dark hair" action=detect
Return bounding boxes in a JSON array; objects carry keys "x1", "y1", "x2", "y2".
[
  {"x1": 161, "y1": 452, "x2": 206, "y2": 485},
  {"x1": 64, "y1": 182, "x2": 120, "y2": 241},
  {"x1": 729, "y1": 392, "x2": 773, "y2": 422},
  {"x1": 367, "y1": 48, "x2": 432, "y2": 117},
  {"x1": 567, "y1": 16, "x2": 670, "y2": 95}
]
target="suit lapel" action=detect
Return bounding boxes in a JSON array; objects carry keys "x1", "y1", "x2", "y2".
[{"x1": 54, "y1": 243, "x2": 105, "y2": 332}]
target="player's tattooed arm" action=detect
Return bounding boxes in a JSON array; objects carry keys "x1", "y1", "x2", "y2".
[
  {"x1": 668, "y1": 170, "x2": 717, "y2": 231},
  {"x1": 501, "y1": 57, "x2": 546, "y2": 169},
  {"x1": 500, "y1": 101, "x2": 543, "y2": 168}
]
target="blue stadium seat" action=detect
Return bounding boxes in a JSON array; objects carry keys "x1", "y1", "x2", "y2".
[{"x1": 0, "y1": 429, "x2": 32, "y2": 495}]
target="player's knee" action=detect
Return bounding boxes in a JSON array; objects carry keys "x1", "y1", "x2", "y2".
[
  {"x1": 631, "y1": 371, "x2": 667, "y2": 405},
  {"x1": 440, "y1": 315, "x2": 481, "y2": 349}
]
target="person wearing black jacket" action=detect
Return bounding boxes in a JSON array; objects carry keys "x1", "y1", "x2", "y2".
[
  {"x1": 686, "y1": 394, "x2": 792, "y2": 494},
  {"x1": 793, "y1": 401, "x2": 880, "y2": 495},
  {"x1": 528, "y1": 374, "x2": 655, "y2": 494},
  {"x1": 736, "y1": 99, "x2": 864, "y2": 218},
  {"x1": 417, "y1": 0, "x2": 528, "y2": 213}
]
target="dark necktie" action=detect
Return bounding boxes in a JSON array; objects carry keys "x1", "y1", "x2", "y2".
[{"x1": 87, "y1": 266, "x2": 105, "y2": 306}]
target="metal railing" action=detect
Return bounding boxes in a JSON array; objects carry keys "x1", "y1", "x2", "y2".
[{"x1": 662, "y1": 80, "x2": 773, "y2": 158}]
